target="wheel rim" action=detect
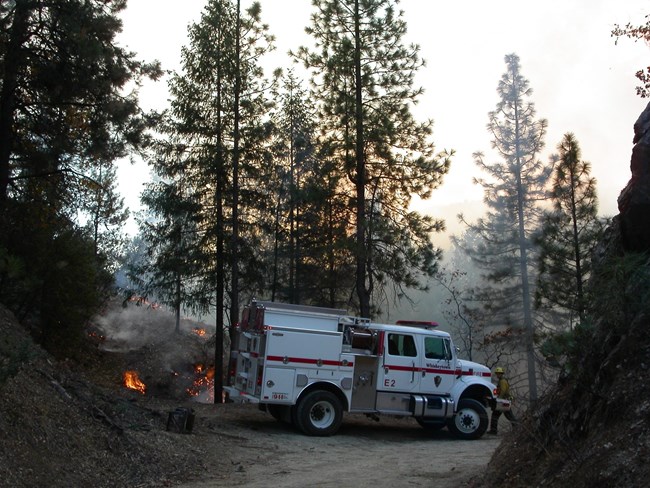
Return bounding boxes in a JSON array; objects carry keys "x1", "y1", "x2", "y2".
[
  {"x1": 309, "y1": 400, "x2": 335, "y2": 428},
  {"x1": 454, "y1": 406, "x2": 480, "y2": 434}
]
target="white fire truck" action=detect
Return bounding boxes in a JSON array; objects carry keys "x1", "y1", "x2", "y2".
[{"x1": 225, "y1": 300, "x2": 497, "y2": 439}]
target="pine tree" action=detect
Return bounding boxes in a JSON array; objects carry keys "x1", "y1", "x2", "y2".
[
  {"x1": 268, "y1": 71, "x2": 315, "y2": 303},
  {"x1": 536, "y1": 133, "x2": 605, "y2": 327},
  {"x1": 0, "y1": 0, "x2": 159, "y2": 208},
  {"x1": 295, "y1": 0, "x2": 450, "y2": 317},
  {"x1": 0, "y1": 0, "x2": 158, "y2": 354},
  {"x1": 458, "y1": 54, "x2": 552, "y2": 401},
  {"x1": 80, "y1": 161, "x2": 130, "y2": 272},
  {"x1": 142, "y1": 0, "x2": 273, "y2": 402},
  {"x1": 138, "y1": 176, "x2": 203, "y2": 332}
]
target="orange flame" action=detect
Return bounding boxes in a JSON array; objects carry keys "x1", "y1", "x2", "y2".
[
  {"x1": 192, "y1": 327, "x2": 207, "y2": 337},
  {"x1": 123, "y1": 370, "x2": 146, "y2": 394},
  {"x1": 186, "y1": 365, "x2": 215, "y2": 398}
]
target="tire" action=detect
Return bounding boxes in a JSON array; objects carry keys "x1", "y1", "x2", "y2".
[
  {"x1": 447, "y1": 398, "x2": 489, "y2": 440},
  {"x1": 416, "y1": 418, "x2": 446, "y2": 432},
  {"x1": 295, "y1": 390, "x2": 343, "y2": 436}
]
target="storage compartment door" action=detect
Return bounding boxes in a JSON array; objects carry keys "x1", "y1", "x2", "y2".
[
  {"x1": 350, "y1": 355, "x2": 378, "y2": 411},
  {"x1": 261, "y1": 367, "x2": 295, "y2": 403}
]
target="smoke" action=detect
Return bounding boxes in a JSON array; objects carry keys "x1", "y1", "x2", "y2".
[
  {"x1": 93, "y1": 302, "x2": 178, "y2": 351},
  {"x1": 91, "y1": 300, "x2": 219, "y2": 401}
]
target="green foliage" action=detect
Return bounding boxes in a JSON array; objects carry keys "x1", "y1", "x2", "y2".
[
  {"x1": 294, "y1": 0, "x2": 450, "y2": 316},
  {"x1": 79, "y1": 161, "x2": 130, "y2": 273},
  {"x1": 588, "y1": 252, "x2": 650, "y2": 328},
  {"x1": 456, "y1": 54, "x2": 551, "y2": 400},
  {"x1": 0, "y1": 0, "x2": 156, "y2": 358},
  {"x1": 537, "y1": 317, "x2": 601, "y2": 377},
  {"x1": 0, "y1": 202, "x2": 112, "y2": 359},
  {"x1": 140, "y1": 0, "x2": 274, "y2": 318},
  {"x1": 1, "y1": 0, "x2": 161, "y2": 205},
  {"x1": 562, "y1": 253, "x2": 650, "y2": 376},
  {"x1": 536, "y1": 133, "x2": 606, "y2": 327},
  {"x1": 458, "y1": 54, "x2": 549, "y2": 319}
]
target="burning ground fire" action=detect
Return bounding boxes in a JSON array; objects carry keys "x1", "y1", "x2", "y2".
[
  {"x1": 123, "y1": 370, "x2": 146, "y2": 394},
  {"x1": 104, "y1": 303, "x2": 216, "y2": 401},
  {"x1": 186, "y1": 363, "x2": 215, "y2": 402},
  {"x1": 122, "y1": 365, "x2": 215, "y2": 403}
]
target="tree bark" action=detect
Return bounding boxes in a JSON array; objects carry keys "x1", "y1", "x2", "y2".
[
  {"x1": 0, "y1": 1, "x2": 31, "y2": 202},
  {"x1": 353, "y1": 0, "x2": 370, "y2": 317}
]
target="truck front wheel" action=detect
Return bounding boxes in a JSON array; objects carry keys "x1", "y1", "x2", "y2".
[
  {"x1": 447, "y1": 398, "x2": 488, "y2": 440},
  {"x1": 296, "y1": 390, "x2": 343, "y2": 436}
]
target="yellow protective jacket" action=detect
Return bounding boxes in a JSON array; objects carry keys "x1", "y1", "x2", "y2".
[{"x1": 496, "y1": 377, "x2": 512, "y2": 400}]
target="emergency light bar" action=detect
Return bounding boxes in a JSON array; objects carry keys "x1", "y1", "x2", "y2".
[{"x1": 395, "y1": 320, "x2": 439, "y2": 329}]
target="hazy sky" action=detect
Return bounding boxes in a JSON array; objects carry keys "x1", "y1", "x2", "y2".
[{"x1": 118, "y1": 0, "x2": 649, "y2": 247}]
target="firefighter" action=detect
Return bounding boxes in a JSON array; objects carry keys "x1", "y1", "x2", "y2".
[{"x1": 488, "y1": 366, "x2": 517, "y2": 434}]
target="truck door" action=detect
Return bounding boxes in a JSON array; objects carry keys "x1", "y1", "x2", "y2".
[
  {"x1": 377, "y1": 332, "x2": 420, "y2": 393},
  {"x1": 419, "y1": 335, "x2": 455, "y2": 394}
]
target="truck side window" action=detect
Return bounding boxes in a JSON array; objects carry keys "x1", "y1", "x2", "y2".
[
  {"x1": 425, "y1": 337, "x2": 450, "y2": 360},
  {"x1": 388, "y1": 333, "x2": 417, "y2": 357},
  {"x1": 388, "y1": 335, "x2": 399, "y2": 355}
]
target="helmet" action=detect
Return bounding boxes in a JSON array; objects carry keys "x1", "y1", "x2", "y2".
[{"x1": 494, "y1": 367, "x2": 504, "y2": 374}]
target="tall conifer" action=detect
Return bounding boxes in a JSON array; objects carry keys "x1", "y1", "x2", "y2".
[
  {"x1": 295, "y1": 0, "x2": 450, "y2": 317},
  {"x1": 458, "y1": 54, "x2": 551, "y2": 401},
  {"x1": 142, "y1": 0, "x2": 273, "y2": 402},
  {"x1": 536, "y1": 133, "x2": 605, "y2": 327}
]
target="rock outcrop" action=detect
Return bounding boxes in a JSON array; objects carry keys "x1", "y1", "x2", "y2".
[{"x1": 618, "y1": 101, "x2": 650, "y2": 252}]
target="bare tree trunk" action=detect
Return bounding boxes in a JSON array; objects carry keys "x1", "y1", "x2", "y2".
[
  {"x1": 0, "y1": 1, "x2": 31, "y2": 202},
  {"x1": 569, "y1": 168, "x2": 585, "y2": 323},
  {"x1": 214, "y1": 16, "x2": 225, "y2": 404},
  {"x1": 353, "y1": 0, "x2": 370, "y2": 317},
  {"x1": 230, "y1": 0, "x2": 241, "y2": 335},
  {"x1": 175, "y1": 274, "x2": 181, "y2": 334}
]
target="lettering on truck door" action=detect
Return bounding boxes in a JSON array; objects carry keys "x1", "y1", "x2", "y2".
[
  {"x1": 419, "y1": 336, "x2": 455, "y2": 394},
  {"x1": 378, "y1": 332, "x2": 420, "y2": 393}
]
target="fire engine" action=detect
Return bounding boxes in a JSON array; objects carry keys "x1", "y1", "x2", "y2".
[{"x1": 225, "y1": 300, "x2": 497, "y2": 439}]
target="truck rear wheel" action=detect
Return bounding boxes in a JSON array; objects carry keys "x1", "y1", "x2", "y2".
[
  {"x1": 296, "y1": 390, "x2": 343, "y2": 436},
  {"x1": 447, "y1": 398, "x2": 488, "y2": 440}
]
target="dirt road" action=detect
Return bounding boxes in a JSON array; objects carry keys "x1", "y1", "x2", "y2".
[{"x1": 173, "y1": 403, "x2": 501, "y2": 488}]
